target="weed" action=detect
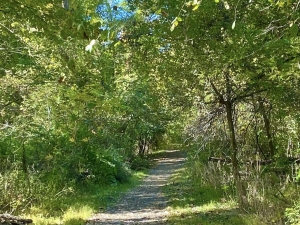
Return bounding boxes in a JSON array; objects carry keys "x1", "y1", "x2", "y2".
[
  {"x1": 22, "y1": 170, "x2": 147, "y2": 225},
  {"x1": 164, "y1": 162, "x2": 269, "y2": 225}
]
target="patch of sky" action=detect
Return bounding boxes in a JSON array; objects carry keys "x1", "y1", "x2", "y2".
[
  {"x1": 84, "y1": 15, "x2": 92, "y2": 21},
  {"x1": 145, "y1": 14, "x2": 160, "y2": 23},
  {"x1": 92, "y1": 0, "x2": 162, "y2": 47},
  {"x1": 96, "y1": 0, "x2": 134, "y2": 24},
  {"x1": 159, "y1": 43, "x2": 171, "y2": 53},
  {"x1": 96, "y1": 0, "x2": 161, "y2": 29}
]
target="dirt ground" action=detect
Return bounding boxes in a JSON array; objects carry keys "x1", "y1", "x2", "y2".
[{"x1": 86, "y1": 150, "x2": 185, "y2": 225}]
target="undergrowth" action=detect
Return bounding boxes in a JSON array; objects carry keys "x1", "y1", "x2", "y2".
[
  {"x1": 0, "y1": 148, "x2": 160, "y2": 225},
  {"x1": 164, "y1": 159, "x2": 271, "y2": 225},
  {"x1": 22, "y1": 170, "x2": 148, "y2": 225}
]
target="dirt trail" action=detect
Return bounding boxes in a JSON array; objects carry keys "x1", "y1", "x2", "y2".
[{"x1": 86, "y1": 150, "x2": 185, "y2": 225}]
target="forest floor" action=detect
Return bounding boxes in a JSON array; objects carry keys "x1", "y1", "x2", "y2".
[{"x1": 86, "y1": 150, "x2": 186, "y2": 225}]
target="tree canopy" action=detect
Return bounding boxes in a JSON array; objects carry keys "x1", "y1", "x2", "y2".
[{"x1": 0, "y1": 0, "x2": 300, "y2": 222}]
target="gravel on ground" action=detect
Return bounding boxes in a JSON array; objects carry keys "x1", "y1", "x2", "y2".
[{"x1": 86, "y1": 150, "x2": 185, "y2": 225}]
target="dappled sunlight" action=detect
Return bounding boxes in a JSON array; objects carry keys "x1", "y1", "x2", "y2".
[
  {"x1": 169, "y1": 200, "x2": 237, "y2": 216},
  {"x1": 165, "y1": 155, "x2": 268, "y2": 225},
  {"x1": 166, "y1": 200, "x2": 264, "y2": 225},
  {"x1": 168, "y1": 208, "x2": 252, "y2": 225},
  {"x1": 26, "y1": 205, "x2": 94, "y2": 225},
  {"x1": 88, "y1": 209, "x2": 169, "y2": 224}
]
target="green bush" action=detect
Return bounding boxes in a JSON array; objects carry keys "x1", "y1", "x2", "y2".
[
  {"x1": 93, "y1": 156, "x2": 118, "y2": 184},
  {"x1": 0, "y1": 165, "x2": 64, "y2": 213},
  {"x1": 130, "y1": 156, "x2": 152, "y2": 171},
  {"x1": 73, "y1": 149, "x2": 132, "y2": 185},
  {"x1": 113, "y1": 160, "x2": 131, "y2": 183}
]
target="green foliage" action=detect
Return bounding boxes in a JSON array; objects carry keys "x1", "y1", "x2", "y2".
[
  {"x1": 285, "y1": 202, "x2": 300, "y2": 225},
  {"x1": 23, "y1": 170, "x2": 147, "y2": 225},
  {"x1": 85, "y1": 149, "x2": 131, "y2": 184},
  {"x1": 130, "y1": 156, "x2": 152, "y2": 171},
  {"x1": 164, "y1": 161, "x2": 264, "y2": 225},
  {"x1": 184, "y1": 138, "x2": 293, "y2": 223},
  {"x1": 1, "y1": 0, "x2": 300, "y2": 223}
]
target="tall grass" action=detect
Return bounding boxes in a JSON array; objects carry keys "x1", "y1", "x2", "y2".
[
  {"x1": 21, "y1": 170, "x2": 147, "y2": 225},
  {"x1": 164, "y1": 152, "x2": 296, "y2": 225}
]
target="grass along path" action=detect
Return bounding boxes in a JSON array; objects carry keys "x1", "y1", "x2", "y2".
[
  {"x1": 164, "y1": 166, "x2": 268, "y2": 225},
  {"x1": 22, "y1": 170, "x2": 148, "y2": 225},
  {"x1": 87, "y1": 150, "x2": 186, "y2": 225},
  {"x1": 22, "y1": 149, "x2": 269, "y2": 225}
]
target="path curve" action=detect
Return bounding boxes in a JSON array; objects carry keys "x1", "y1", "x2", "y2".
[{"x1": 86, "y1": 150, "x2": 185, "y2": 225}]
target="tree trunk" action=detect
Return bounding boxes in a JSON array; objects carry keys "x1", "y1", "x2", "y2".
[
  {"x1": 210, "y1": 78, "x2": 246, "y2": 207},
  {"x1": 225, "y1": 100, "x2": 246, "y2": 207},
  {"x1": 258, "y1": 96, "x2": 275, "y2": 158},
  {"x1": 138, "y1": 138, "x2": 146, "y2": 156},
  {"x1": 22, "y1": 139, "x2": 27, "y2": 174}
]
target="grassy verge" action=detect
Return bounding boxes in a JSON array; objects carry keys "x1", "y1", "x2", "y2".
[
  {"x1": 164, "y1": 167, "x2": 266, "y2": 225},
  {"x1": 22, "y1": 170, "x2": 148, "y2": 225}
]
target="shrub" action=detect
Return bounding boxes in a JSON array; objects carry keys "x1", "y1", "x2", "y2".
[
  {"x1": 113, "y1": 160, "x2": 131, "y2": 183},
  {"x1": 130, "y1": 156, "x2": 151, "y2": 171}
]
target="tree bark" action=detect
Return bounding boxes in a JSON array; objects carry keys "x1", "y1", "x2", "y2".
[
  {"x1": 258, "y1": 96, "x2": 275, "y2": 158},
  {"x1": 138, "y1": 138, "x2": 148, "y2": 156},
  {"x1": 224, "y1": 100, "x2": 246, "y2": 207},
  {"x1": 22, "y1": 138, "x2": 27, "y2": 174},
  {"x1": 210, "y1": 78, "x2": 246, "y2": 207}
]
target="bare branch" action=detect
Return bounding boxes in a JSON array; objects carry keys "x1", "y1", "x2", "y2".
[
  {"x1": 233, "y1": 89, "x2": 268, "y2": 103},
  {"x1": 209, "y1": 80, "x2": 225, "y2": 104}
]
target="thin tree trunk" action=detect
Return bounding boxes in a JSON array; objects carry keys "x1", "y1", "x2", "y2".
[
  {"x1": 210, "y1": 78, "x2": 246, "y2": 208},
  {"x1": 258, "y1": 96, "x2": 275, "y2": 158},
  {"x1": 138, "y1": 138, "x2": 146, "y2": 156},
  {"x1": 224, "y1": 100, "x2": 246, "y2": 207},
  {"x1": 22, "y1": 139, "x2": 27, "y2": 174},
  {"x1": 22, "y1": 137, "x2": 31, "y2": 194}
]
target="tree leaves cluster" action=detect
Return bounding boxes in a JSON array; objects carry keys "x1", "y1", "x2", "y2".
[
  {"x1": 1, "y1": 0, "x2": 300, "y2": 221},
  {"x1": 0, "y1": 0, "x2": 174, "y2": 213},
  {"x1": 124, "y1": 0, "x2": 300, "y2": 217}
]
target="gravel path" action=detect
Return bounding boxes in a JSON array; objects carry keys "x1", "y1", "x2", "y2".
[{"x1": 86, "y1": 150, "x2": 185, "y2": 225}]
